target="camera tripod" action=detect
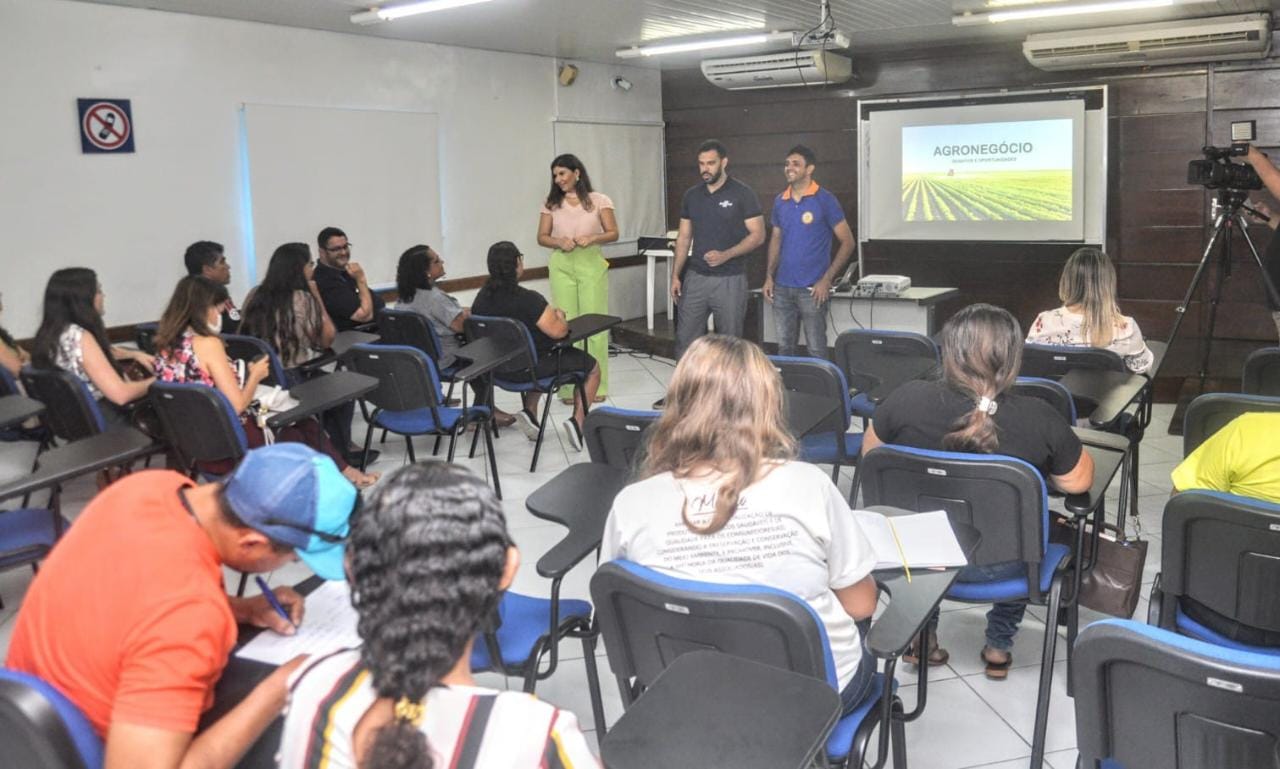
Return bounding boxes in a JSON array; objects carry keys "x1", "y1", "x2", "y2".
[{"x1": 1162, "y1": 187, "x2": 1280, "y2": 388}]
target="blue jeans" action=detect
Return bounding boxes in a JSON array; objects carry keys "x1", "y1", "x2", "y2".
[
  {"x1": 955, "y1": 560, "x2": 1028, "y2": 652},
  {"x1": 772, "y1": 284, "x2": 828, "y2": 359},
  {"x1": 840, "y1": 619, "x2": 878, "y2": 715}
]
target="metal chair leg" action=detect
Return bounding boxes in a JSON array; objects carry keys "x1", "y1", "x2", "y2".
[
  {"x1": 484, "y1": 418, "x2": 502, "y2": 500},
  {"x1": 405, "y1": 435, "x2": 416, "y2": 463},
  {"x1": 582, "y1": 633, "x2": 608, "y2": 736},
  {"x1": 529, "y1": 390, "x2": 554, "y2": 472},
  {"x1": 1030, "y1": 578, "x2": 1064, "y2": 769}
]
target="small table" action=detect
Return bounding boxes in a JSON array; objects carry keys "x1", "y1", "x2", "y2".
[
  {"x1": 601, "y1": 650, "x2": 841, "y2": 769},
  {"x1": 525, "y1": 463, "x2": 630, "y2": 578},
  {"x1": 1058, "y1": 369, "x2": 1148, "y2": 427},
  {"x1": 555, "y1": 313, "x2": 622, "y2": 350},
  {"x1": 268, "y1": 371, "x2": 379, "y2": 429},
  {"x1": 0, "y1": 427, "x2": 155, "y2": 504},
  {"x1": 640, "y1": 239, "x2": 677, "y2": 332},
  {"x1": 0, "y1": 395, "x2": 44, "y2": 430},
  {"x1": 453, "y1": 337, "x2": 532, "y2": 500},
  {"x1": 785, "y1": 390, "x2": 839, "y2": 438},
  {"x1": 330, "y1": 329, "x2": 379, "y2": 358}
]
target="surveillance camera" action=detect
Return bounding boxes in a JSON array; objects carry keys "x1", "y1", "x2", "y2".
[{"x1": 612, "y1": 76, "x2": 633, "y2": 92}]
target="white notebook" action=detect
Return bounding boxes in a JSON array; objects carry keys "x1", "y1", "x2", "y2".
[
  {"x1": 853, "y1": 509, "x2": 969, "y2": 571},
  {"x1": 235, "y1": 580, "x2": 360, "y2": 665}
]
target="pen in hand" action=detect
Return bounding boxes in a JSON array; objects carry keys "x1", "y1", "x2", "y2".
[{"x1": 255, "y1": 576, "x2": 298, "y2": 633}]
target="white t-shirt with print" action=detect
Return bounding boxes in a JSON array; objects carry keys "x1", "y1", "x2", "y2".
[{"x1": 600, "y1": 460, "x2": 876, "y2": 689}]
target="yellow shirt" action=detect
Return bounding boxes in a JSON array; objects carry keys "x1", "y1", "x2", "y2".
[{"x1": 1171, "y1": 413, "x2": 1280, "y2": 503}]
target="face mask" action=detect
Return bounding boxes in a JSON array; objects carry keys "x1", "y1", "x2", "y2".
[{"x1": 209, "y1": 312, "x2": 223, "y2": 334}]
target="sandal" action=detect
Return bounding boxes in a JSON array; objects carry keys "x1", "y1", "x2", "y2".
[
  {"x1": 343, "y1": 468, "x2": 381, "y2": 489},
  {"x1": 903, "y1": 631, "x2": 949, "y2": 667},
  {"x1": 981, "y1": 647, "x2": 1012, "y2": 680}
]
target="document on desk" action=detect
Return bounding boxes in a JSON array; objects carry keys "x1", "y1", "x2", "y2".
[
  {"x1": 854, "y1": 509, "x2": 968, "y2": 570},
  {"x1": 235, "y1": 580, "x2": 361, "y2": 665}
]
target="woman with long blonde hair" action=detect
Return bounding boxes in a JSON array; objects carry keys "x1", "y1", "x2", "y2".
[
  {"x1": 600, "y1": 334, "x2": 880, "y2": 713},
  {"x1": 1026, "y1": 247, "x2": 1154, "y2": 373}
]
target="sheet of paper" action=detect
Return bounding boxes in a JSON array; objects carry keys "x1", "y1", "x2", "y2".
[
  {"x1": 853, "y1": 509, "x2": 969, "y2": 570},
  {"x1": 235, "y1": 580, "x2": 361, "y2": 665}
]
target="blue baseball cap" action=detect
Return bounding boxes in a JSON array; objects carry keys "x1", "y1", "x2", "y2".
[{"x1": 223, "y1": 444, "x2": 356, "y2": 580}]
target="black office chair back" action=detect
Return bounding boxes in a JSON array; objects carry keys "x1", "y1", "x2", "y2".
[
  {"x1": 19, "y1": 368, "x2": 105, "y2": 441},
  {"x1": 1153, "y1": 491, "x2": 1280, "y2": 640},
  {"x1": 770, "y1": 356, "x2": 850, "y2": 436},
  {"x1": 1182, "y1": 392, "x2": 1280, "y2": 456},
  {"x1": 860, "y1": 445, "x2": 1049, "y2": 596},
  {"x1": 1011, "y1": 376, "x2": 1077, "y2": 423},
  {"x1": 221, "y1": 334, "x2": 289, "y2": 387},
  {"x1": 833, "y1": 329, "x2": 938, "y2": 397},
  {"x1": 377, "y1": 308, "x2": 444, "y2": 362},
  {"x1": 150, "y1": 382, "x2": 248, "y2": 471},
  {"x1": 1019, "y1": 342, "x2": 1127, "y2": 380},
  {"x1": 590, "y1": 560, "x2": 831, "y2": 702},
  {"x1": 346, "y1": 344, "x2": 443, "y2": 415},
  {"x1": 583, "y1": 408, "x2": 658, "y2": 471},
  {"x1": 1074, "y1": 619, "x2": 1280, "y2": 769},
  {"x1": 134, "y1": 322, "x2": 159, "y2": 355},
  {"x1": 0, "y1": 670, "x2": 100, "y2": 769},
  {"x1": 1242, "y1": 347, "x2": 1280, "y2": 397},
  {"x1": 463, "y1": 316, "x2": 536, "y2": 378}
]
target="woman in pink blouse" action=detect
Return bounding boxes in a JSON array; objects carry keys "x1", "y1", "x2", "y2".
[
  {"x1": 537, "y1": 154, "x2": 619, "y2": 401},
  {"x1": 1026, "y1": 247, "x2": 1154, "y2": 374}
]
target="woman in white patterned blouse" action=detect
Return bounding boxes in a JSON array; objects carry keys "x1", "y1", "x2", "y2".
[{"x1": 1026, "y1": 247, "x2": 1154, "y2": 374}]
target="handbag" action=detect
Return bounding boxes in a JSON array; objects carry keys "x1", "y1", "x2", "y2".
[
  {"x1": 246, "y1": 385, "x2": 300, "y2": 445},
  {"x1": 1049, "y1": 509, "x2": 1148, "y2": 618}
]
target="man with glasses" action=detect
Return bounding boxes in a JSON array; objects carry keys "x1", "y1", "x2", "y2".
[
  {"x1": 6, "y1": 443, "x2": 357, "y2": 769},
  {"x1": 314, "y1": 226, "x2": 384, "y2": 332}
]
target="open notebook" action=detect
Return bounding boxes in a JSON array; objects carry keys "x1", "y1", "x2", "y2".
[
  {"x1": 853, "y1": 509, "x2": 969, "y2": 571},
  {"x1": 236, "y1": 580, "x2": 359, "y2": 665}
]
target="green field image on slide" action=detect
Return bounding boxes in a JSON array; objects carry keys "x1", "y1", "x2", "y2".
[{"x1": 901, "y1": 170, "x2": 1072, "y2": 222}]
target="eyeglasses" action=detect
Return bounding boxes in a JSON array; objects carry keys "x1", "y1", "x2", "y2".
[
  {"x1": 260, "y1": 517, "x2": 347, "y2": 544},
  {"x1": 323, "y1": 243, "x2": 352, "y2": 253}
]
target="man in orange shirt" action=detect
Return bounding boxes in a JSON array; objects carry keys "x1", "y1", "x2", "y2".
[{"x1": 6, "y1": 443, "x2": 357, "y2": 769}]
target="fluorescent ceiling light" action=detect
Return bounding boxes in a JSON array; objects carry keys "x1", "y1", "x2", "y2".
[
  {"x1": 616, "y1": 31, "x2": 796, "y2": 58},
  {"x1": 351, "y1": 0, "x2": 494, "y2": 25},
  {"x1": 953, "y1": 0, "x2": 1211, "y2": 24}
]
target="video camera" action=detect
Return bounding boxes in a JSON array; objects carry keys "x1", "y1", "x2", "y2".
[{"x1": 1186, "y1": 120, "x2": 1263, "y2": 191}]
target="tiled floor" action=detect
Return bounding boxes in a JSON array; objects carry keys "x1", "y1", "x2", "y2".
[{"x1": 0, "y1": 350, "x2": 1180, "y2": 768}]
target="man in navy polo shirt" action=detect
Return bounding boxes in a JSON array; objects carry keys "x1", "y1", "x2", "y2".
[
  {"x1": 764, "y1": 145, "x2": 854, "y2": 359},
  {"x1": 671, "y1": 140, "x2": 766, "y2": 359}
]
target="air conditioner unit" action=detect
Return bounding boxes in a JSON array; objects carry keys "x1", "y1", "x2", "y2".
[
  {"x1": 1024, "y1": 13, "x2": 1272, "y2": 71},
  {"x1": 701, "y1": 50, "x2": 853, "y2": 90}
]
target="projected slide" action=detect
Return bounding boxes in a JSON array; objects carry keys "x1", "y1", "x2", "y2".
[{"x1": 901, "y1": 119, "x2": 1073, "y2": 223}]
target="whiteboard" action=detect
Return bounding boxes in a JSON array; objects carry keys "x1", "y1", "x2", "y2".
[
  {"x1": 552, "y1": 121, "x2": 666, "y2": 255},
  {"x1": 243, "y1": 104, "x2": 442, "y2": 285}
]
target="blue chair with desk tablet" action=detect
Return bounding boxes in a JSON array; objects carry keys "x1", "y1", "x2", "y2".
[
  {"x1": 590, "y1": 559, "x2": 905, "y2": 768},
  {"x1": 464, "y1": 315, "x2": 590, "y2": 472},
  {"x1": 770, "y1": 356, "x2": 863, "y2": 491},
  {"x1": 860, "y1": 445, "x2": 1073, "y2": 769},
  {"x1": 1148, "y1": 490, "x2": 1280, "y2": 656},
  {"x1": 582, "y1": 407, "x2": 658, "y2": 473},
  {"x1": 148, "y1": 382, "x2": 248, "y2": 478},
  {"x1": 19, "y1": 369, "x2": 107, "y2": 443},
  {"x1": 1073, "y1": 618, "x2": 1280, "y2": 769},
  {"x1": 1242, "y1": 346, "x2": 1280, "y2": 397},
  {"x1": 1181, "y1": 392, "x2": 1280, "y2": 456},
  {"x1": 0, "y1": 668, "x2": 103, "y2": 769},
  {"x1": 833, "y1": 329, "x2": 938, "y2": 422}
]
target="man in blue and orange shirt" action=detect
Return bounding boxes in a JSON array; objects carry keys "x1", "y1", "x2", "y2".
[{"x1": 764, "y1": 145, "x2": 855, "y2": 360}]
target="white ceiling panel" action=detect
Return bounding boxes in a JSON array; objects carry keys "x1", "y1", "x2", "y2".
[{"x1": 74, "y1": 0, "x2": 1279, "y2": 64}]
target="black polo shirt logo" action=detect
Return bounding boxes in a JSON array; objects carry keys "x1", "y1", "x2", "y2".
[{"x1": 718, "y1": 200, "x2": 734, "y2": 208}]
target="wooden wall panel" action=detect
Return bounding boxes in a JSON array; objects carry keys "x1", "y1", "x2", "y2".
[{"x1": 663, "y1": 45, "x2": 1280, "y2": 382}]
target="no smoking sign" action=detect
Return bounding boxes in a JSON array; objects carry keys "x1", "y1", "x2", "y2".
[{"x1": 77, "y1": 98, "x2": 135, "y2": 154}]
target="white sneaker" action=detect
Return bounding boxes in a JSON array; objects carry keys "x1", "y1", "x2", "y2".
[
  {"x1": 562, "y1": 418, "x2": 584, "y2": 452},
  {"x1": 514, "y1": 409, "x2": 539, "y2": 441}
]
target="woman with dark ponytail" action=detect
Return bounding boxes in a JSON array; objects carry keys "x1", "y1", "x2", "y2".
[
  {"x1": 277, "y1": 462, "x2": 598, "y2": 769},
  {"x1": 862, "y1": 303, "x2": 1093, "y2": 679}
]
